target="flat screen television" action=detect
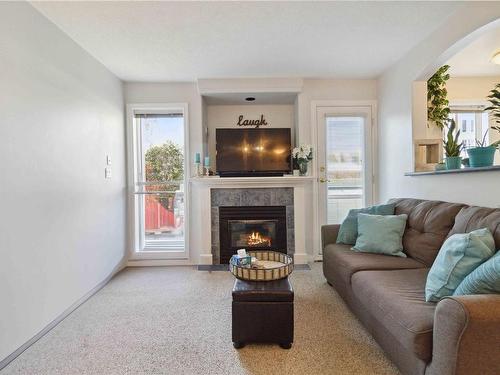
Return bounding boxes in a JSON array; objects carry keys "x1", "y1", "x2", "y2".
[{"x1": 216, "y1": 128, "x2": 292, "y2": 177}]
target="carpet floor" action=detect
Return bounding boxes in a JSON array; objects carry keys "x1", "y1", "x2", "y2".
[{"x1": 3, "y1": 263, "x2": 399, "y2": 375}]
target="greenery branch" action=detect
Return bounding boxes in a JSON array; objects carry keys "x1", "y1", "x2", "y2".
[
  {"x1": 485, "y1": 83, "x2": 500, "y2": 149},
  {"x1": 427, "y1": 65, "x2": 451, "y2": 130}
]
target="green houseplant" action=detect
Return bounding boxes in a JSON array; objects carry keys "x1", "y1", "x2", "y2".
[
  {"x1": 443, "y1": 119, "x2": 463, "y2": 170},
  {"x1": 428, "y1": 65, "x2": 451, "y2": 130},
  {"x1": 467, "y1": 83, "x2": 500, "y2": 167},
  {"x1": 485, "y1": 83, "x2": 500, "y2": 149}
]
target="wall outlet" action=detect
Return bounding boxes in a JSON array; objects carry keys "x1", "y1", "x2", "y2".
[{"x1": 105, "y1": 167, "x2": 112, "y2": 179}]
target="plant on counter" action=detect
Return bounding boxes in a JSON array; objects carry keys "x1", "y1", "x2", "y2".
[
  {"x1": 466, "y1": 83, "x2": 500, "y2": 168},
  {"x1": 485, "y1": 83, "x2": 500, "y2": 149},
  {"x1": 443, "y1": 119, "x2": 463, "y2": 170},
  {"x1": 427, "y1": 65, "x2": 451, "y2": 130},
  {"x1": 292, "y1": 144, "x2": 313, "y2": 176}
]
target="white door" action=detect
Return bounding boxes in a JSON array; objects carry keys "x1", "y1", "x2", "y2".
[{"x1": 316, "y1": 106, "x2": 374, "y2": 239}]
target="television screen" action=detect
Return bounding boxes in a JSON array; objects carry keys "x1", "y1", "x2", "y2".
[{"x1": 216, "y1": 128, "x2": 292, "y2": 176}]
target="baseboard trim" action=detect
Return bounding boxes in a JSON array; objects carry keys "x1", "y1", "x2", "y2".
[{"x1": 0, "y1": 259, "x2": 126, "y2": 371}]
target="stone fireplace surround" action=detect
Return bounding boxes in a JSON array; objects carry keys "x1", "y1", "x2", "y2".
[
  {"x1": 191, "y1": 176, "x2": 312, "y2": 265},
  {"x1": 211, "y1": 188, "x2": 294, "y2": 264}
]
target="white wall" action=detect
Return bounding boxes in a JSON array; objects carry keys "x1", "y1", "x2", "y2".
[
  {"x1": 0, "y1": 3, "x2": 127, "y2": 362},
  {"x1": 447, "y1": 76, "x2": 500, "y2": 102},
  {"x1": 378, "y1": 3, "x2": 500, "y2": 207},
  {"x1": 206, "y1": 104, "x2": 295, "y2": 168},
  {"x1": 297, "y1": 79, "x2": 378, "y2": 145},
  {"x1": 124, "y1": 78, "x2": 377, "y2": 263}
]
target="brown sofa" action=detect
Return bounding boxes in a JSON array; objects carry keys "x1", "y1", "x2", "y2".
[{"x1": 322, "y1": 198, "x2": 500, "y2": 375}]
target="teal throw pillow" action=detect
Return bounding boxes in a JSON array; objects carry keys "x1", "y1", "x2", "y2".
[
  {"x1": 352, "y1": 213, "x2": 408, "y2": 257},
  {"x1": 454, "y1": 251, "x2": 500, "y2": 296},
  {"x1": 336, "y1": 203, "x2": 395, "y2": 245},
  {"x1": 425, "y1": 228, "x2": 495, "y2": 302}
]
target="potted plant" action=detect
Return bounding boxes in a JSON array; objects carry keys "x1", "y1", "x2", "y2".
[
  {"x1": 443, "y1": 119, "x2": 463, "y2": 170},
  {"x1": 466, "y1": 129, "x2": 496, "y2": 167},
  {"x1": 427, "y1": 65, "x2": 451, "y2": 130},
  {"x1": 292, "y1": 144, "x2": 313, "y2": 176},
  {"x1": 485, "y1": 82, "x2": 500, "y2": 149}
]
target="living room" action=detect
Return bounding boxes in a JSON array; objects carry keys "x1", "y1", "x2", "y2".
[{"x1": 1, "y1": 2, "x2": 499, "y2": 375}]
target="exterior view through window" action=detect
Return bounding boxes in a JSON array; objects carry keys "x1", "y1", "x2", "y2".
[
  {"x1": 325, "y1": 116, "x2": 364, "y2": 224},
  {"x1": 135, "y1": 113, "x2": 185, "y2": 251},
  {"x1": 448, "y1": 110, "x2": 489, "y2": 157}
]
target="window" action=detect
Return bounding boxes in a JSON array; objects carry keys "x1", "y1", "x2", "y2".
[
  {"x1": 129, "y1": 105, "x2": 189, "y2": 257},
  {"x1": 448, "y1": 108, "x2": 489, "y2": 158}
]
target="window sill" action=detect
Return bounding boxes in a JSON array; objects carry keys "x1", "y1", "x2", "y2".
[{"x1": 405, "y1": 165, "x2": 500, "y2": 176}]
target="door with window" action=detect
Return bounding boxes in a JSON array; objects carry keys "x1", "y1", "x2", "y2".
[
  {"x1": 130, "y1": 106, "x2": 188, "y2": 258},
  {"x1": 316, "y1": 106, "x2": 374, "y2": 243}
]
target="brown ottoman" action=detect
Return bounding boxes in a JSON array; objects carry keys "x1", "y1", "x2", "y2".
[{"x1": 232, "y1": 277, "x2": 294, "y2": 349}]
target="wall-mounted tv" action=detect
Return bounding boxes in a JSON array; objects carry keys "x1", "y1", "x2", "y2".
[{"x1": 216, "y1": 128, "x2": 292, "y2": 177}]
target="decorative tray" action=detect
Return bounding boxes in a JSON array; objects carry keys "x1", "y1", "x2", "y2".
[{"x1": 229, "y1": 251, "x2": 293, "y2": 281}]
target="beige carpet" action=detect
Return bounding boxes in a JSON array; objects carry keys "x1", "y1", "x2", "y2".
[{"x1": 2, "y1": 263, "x2": 399, "y2": 375}]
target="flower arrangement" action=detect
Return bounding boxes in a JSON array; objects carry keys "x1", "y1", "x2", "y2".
[
  {"x1": 292, "y1": 144, "x2": 313, "y2": 175},
  {"x1": 292, "y1": 144, "x2": 313, "y2": 162}
]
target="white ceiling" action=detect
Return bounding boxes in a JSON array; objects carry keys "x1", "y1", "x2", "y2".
[
  {"x1": 447, "y1": 27, "x2": 500, "y2": 77},
  {"x1": 31, "y1": 1, "x2": 462, "y2": 82}
]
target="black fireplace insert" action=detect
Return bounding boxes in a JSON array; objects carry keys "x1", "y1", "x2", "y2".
[{"x1": 219, "y1": 206, "x2": 287, "y2": 264}]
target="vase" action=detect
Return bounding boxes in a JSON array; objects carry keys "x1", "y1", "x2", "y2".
[
  {"x1": 445, "y1": 156, "x2": 462, "y2": 170},
  {"x1": 298, "y1": 161, "x2": 308, "y2": 176},
  {"x1": 467, "y1": 146, "x2": 496, "y2": 168}
]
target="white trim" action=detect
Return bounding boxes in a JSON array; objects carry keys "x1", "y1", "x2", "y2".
[
  {"x1": 126, "y1": 103, "x2": 190, "y2": 261},
  {"x1": 310, "y1": 100, "x2": 378, "y2": 261},
  {"x1": 127, "y1": 259, "x2": 196, "y2": 267}
]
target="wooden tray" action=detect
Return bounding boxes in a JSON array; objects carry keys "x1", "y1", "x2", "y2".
[{"x1": 229, "y1": 251, "x2": 293, "y2": 281}]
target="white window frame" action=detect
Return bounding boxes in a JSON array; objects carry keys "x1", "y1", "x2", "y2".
[
  {"x1": 449, "y1": 101, "x2": 490, "y2": 153},
  {"x1": 126, "y1": 103, "x2": 190, "y2": 260}
]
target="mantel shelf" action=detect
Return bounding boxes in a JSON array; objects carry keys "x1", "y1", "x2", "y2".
[
  {"x1": 405, "y1": 165, "x2": 500, "y2": 176},
  {"x1": 189, "y1": 175, "x2": 315, "y2": 185}
]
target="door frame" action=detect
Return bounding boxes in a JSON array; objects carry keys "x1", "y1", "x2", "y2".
[
  {"x1": 311, "y1": 100, "x2": 378, "y2": 261},
  {"x1": 126, "y1": 103, "x2": 190, "y2": 261}
]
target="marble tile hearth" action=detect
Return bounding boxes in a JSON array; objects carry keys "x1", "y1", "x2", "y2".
[{"x1": 210, "y1": 188, "x2": 294, "y2": 264}]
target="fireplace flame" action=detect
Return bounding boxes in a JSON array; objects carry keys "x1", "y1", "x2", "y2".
[{"x1": 247, "y1": 231, "x2": 272, "y2": 246}]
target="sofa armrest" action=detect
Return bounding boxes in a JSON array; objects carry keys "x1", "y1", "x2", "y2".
[
  {"x1": 321, "y1": 224, "x2": 340, "y2": 251},
  {"x1": 426, "y1": 295, "x2": 500, "y2": 375}
]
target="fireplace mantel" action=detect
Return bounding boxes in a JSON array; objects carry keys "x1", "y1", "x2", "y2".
[
  {"x1": 190, "y1": 175, "x2": 315, "y2": 187},
  {"x1": 190, "y1": 176, "x2": 314, "y2": 265}
]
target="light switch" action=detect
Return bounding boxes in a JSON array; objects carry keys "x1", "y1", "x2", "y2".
[
  {"x1": 105, "y1": 167, "x2": 112, "y2": 179},
  {"x1": 106, "y1": 155, "x2": 112, "y2": 165}
]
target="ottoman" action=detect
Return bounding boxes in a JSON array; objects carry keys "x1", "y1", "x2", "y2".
[{"x1": 232, "y1": 277, "x2": 294, "y2": 349}]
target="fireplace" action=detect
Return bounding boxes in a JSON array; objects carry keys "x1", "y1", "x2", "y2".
[{"x1": 219, "y1": 206, "x2": 287, "y2": 264}]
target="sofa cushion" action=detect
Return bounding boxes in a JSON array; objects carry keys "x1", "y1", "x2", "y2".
[
  {"x1": 425, "y1": 228, "x2": 496, "y2": 302},
  {"x1": 390, "y1": 198, "x2": 466, "y2": 266},
  {"x1": 353, "y1": 213, "x2": 408, "y2": 257},
  {"x1": 454, "y1": 251, "x2": 500, "y2": 295},
  {"x1": 351, "y1": 268, "x2": 435, "y2": 361},
  {"x1": 336, "y1": 203, "x2": 396, "y2": 245},
  {"x1": 447, "y1": 206, "x2": 500, "y2": 250},
  {"x1": 323, "y1": 243, "x2": 426, "y2": 289}
]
